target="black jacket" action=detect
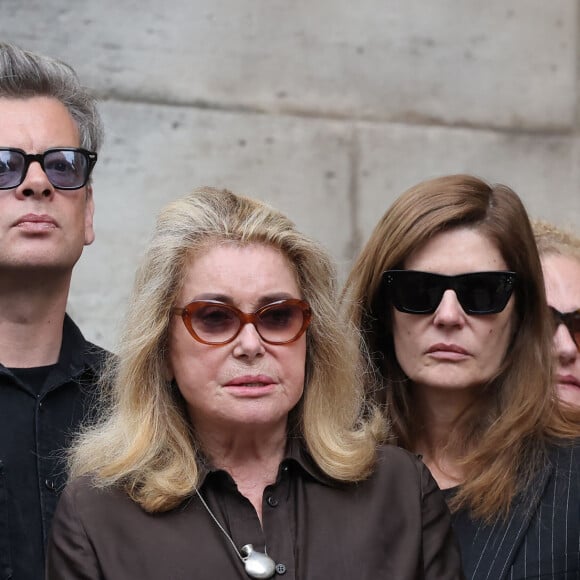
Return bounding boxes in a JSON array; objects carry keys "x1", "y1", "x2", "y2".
[
  {"x1": 450, "y1": 442, "x2": 580, "y2": 579},
  {"x1": 0, "y1": 315, "x2": 106, "y2": 580}
]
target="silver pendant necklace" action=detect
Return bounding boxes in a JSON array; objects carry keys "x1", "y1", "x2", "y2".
[{"x1": 195, "y1": 489, "x2": 277, "y2": 579}]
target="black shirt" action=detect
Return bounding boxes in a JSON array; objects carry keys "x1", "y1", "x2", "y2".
[
  {"x1": 441, "y1": 487, "x2": 479, "y2": 573},
  {"x1": 0, "y1": 315, "x2": 106, "y2": 580}
]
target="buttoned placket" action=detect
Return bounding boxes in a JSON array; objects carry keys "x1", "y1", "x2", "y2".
[
  {"x1": 260, "y1": 463, "x2": 294, "y2": 578},
  {"x1": 36, "y1": 390, "x2": 57, "y2": 547},
  {"x1": 203, "y1": 461, "x2": 296, "y2": 578}
]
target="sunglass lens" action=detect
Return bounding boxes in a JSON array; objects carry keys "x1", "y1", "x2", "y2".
[
  {"x1": 0, "y1": 150, "x2": 25, "y2": 188},
  {"x1": 388, "y1": 271, "x2": 442, "y2": 313},
  {"x1": 258, "y1": 304, "x2": 304, "y2": 342},
  {"x1": 456, "y1": 273, "x2": 511, "y2": 314},
  {"x1": 566, "y1": 311, "x2": 580, "y2": 348},
  {"x1": 550, "y1": 308, "x2": 562, "y2": 329},
  {"x1": 44, "y1": 150, "x2": 88, "y2": 189},
  {"x1": 190, "y1": 304, "x2": 239, "y2": 343}
]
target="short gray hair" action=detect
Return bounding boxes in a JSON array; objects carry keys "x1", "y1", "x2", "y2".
[{"x1": 0, "y1": 42, "x2": 103, "y2": 152}]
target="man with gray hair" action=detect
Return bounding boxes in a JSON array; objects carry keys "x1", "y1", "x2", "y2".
[{"x1": 0, "y1": 42, "x2": 106, "y2": 579}]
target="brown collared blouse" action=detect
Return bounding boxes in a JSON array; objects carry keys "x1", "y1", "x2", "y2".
[{"x1": 47, "y1": 443, "x2": 464, "y2": 579}]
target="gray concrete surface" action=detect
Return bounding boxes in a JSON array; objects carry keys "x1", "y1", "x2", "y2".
[{"x1": 1, "y1": 0, "x2": 579, "y2": 350}]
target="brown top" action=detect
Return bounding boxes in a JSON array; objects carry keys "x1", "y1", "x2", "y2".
[{"x1": 46, "y1": 442, "x2": 464, "y2": 579}]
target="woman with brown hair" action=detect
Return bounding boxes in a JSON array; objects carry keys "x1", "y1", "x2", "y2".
[{"x1": 344, "y1": 174, "x2": 580, "y2": 579}]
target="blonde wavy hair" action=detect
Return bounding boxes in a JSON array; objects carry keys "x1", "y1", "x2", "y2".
[
  {"x1": 344, "y1": 174, "x2": 580, "y2": 522},
  {"x1": 69, "y1": 187, "x2": 384, "y2": 512},
  {"x1": 532, "y1": 219, "x2": 580, "y2": 261}
]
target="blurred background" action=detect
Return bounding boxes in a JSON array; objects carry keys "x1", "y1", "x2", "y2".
[{"x1": 1, "y1": 0, "x2": 579, "y2": 350}]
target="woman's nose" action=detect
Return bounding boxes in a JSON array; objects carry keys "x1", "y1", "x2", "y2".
[
  {"x1": 432, "y1": 290, "x2": 466, "y2": 327},
  {"x1": 553, "y1": 323, "x2": 579, "y2": 364},
  {"x1": 232, "y1": 322, "x2": 266, "y2": 359}
]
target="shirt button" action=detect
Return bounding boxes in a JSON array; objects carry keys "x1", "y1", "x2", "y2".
[
  {"x1": 275, "y1": 563, "x2": 286, "y2": 574},
  {"x1": 267, "y1": 495, "x2": 279, "y2": 507},
  {"x1": 44, "y1": 479, "x2": 56, "y2": 491}
]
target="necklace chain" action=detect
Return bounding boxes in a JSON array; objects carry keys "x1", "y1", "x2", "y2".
[{"x1": 195, "y1": 489, "x2": 246, "y2": 563}]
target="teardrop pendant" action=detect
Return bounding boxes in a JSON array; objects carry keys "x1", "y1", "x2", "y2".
[{"x1": 240, "y1": 544, "x2": 276, "y2": 579}]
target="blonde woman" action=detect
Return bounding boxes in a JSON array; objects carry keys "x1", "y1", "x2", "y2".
[
  {"x1": 344, "y1": 175, "x2": 580, "y2": 579},
  {"x1": 47, "y1": 188, "x2": 462, "y2": 579},
  {"x1": 533, "y1": 220, "x2": 580, "y2": 408}
]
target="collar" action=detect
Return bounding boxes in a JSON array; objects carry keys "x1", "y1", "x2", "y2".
[
  {"x1": 58, "y1": 314, "x2": 107, "y2": 376},
  {"x1": 197, "y1": 436, "x2": 338, "y2": 489},
  {"x1": 0, "y1": 314, "x2": 108, "y2": 395}
]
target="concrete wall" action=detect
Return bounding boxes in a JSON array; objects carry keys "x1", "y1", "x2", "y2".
[{"x1": 2, "y1": 0, "x2": 579, "y2": 350}]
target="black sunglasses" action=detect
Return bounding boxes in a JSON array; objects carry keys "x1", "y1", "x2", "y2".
[
  {"x1": 549, "y1": 307, "x2": 580, "y2": 349},
  {"x1": 382, "y1": 270, "x2": 517, "y2": 315},
  {"x1": 0, "y1": 147, "x2": 98, "y2": 190}
]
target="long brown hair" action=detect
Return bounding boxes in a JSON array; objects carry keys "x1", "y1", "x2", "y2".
[{"x1": 344, "y1": 174, "x2": 580, "y2": 521}]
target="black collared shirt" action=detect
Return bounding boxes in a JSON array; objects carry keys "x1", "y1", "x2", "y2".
[
  {"x1": 0, "y1": 315, "x2": 106, "y2": 580},
  {"x1": 47, "y1": 442, "x2": 464, "y2": 579}
]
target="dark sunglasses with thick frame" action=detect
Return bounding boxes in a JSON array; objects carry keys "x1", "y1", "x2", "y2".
[
  {"x1": 0, "y1": 147, "x2": 98, "y2": 190},
  {"x1": 172, "y1": 299, "x2": 312, "y2": 346},
  {"x1": 549, "y1": 307, "x2": 580, "y2": 349},
  {"x1": 382, "y1": 270, "x2": 517, "y2": 315}
]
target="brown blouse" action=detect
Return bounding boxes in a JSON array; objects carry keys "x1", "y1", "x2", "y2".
[{"x1": 46, "y1": 442, "x2": 464, "y2": 579}]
